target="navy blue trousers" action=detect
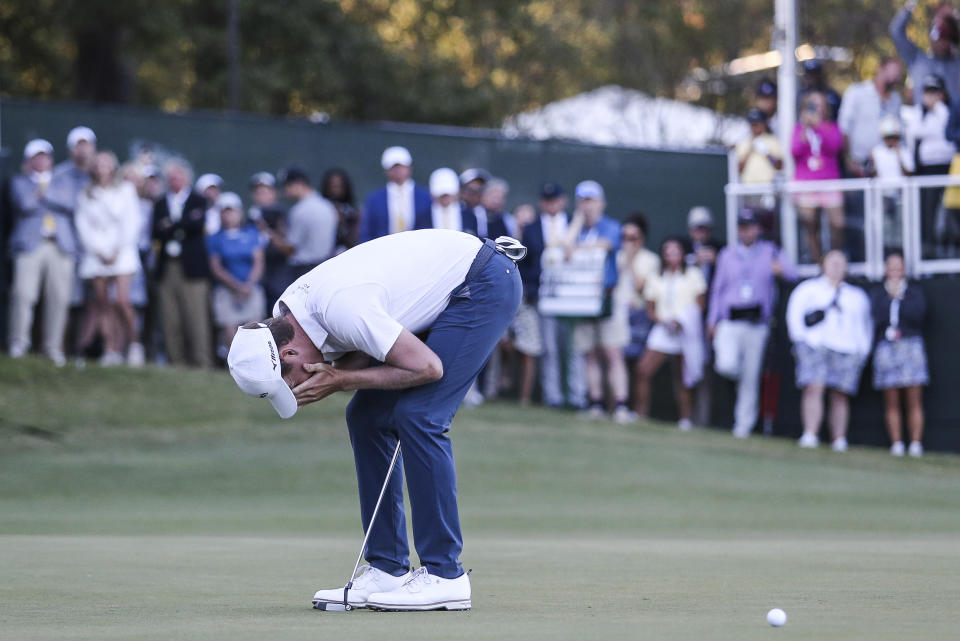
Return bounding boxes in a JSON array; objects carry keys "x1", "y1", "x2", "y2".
[{"x1": 345, "y1": 248, "x2": 522, "y2": 579}]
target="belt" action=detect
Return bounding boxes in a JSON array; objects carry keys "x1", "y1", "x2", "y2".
[
  {"x1": 729, "y1": 305, "x2": 763, "y2": 322},
  {"x1": 463, "y1": 237, "x2": 526, "y2": 285}
]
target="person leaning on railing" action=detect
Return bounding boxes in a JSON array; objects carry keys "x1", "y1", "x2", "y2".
[{"x1": 869, "y1": 251, "x2": 928, "y2": 458}]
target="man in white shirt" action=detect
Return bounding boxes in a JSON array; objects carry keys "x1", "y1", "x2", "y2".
[
  {"x1": 786, "y1": 251, "x2": 873, "y2": 451},
  {"x1": 838, "y1": 57, "x2": 903, "y2": 177},
  {"x1": 428, "y1": 168, "x2": 478, "y2": 235},
  {"x1": 226, "y1": 229, "x2": 523, "y2": 611}
]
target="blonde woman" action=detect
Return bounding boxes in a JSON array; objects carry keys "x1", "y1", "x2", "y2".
[{"x1": 75, "y1": 151, "x2": 143, "y2": 365}]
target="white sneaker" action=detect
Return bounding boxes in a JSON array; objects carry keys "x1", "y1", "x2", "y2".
[
  {"x1": 732, "y1": 425, "x2": 752, "y2": 439},
  {"x1": 580, "y1": 404, "x2": 606, "y2": 420},
  {"x1": 798, "y1": 432, "x2": 819, "y2": 448},
  {"x1": 908, "y1": 441, "x2": 924, "y2": 458},
  {"x1": 312, "y1": 565, "x2": 411, "y2": 610},
  {"x1": 890, "y1": 441, "x2": 905, "y2": 457},
  {"x1": 126, "y1": 342, "x2": 145, "y2": 367},
  {"x1": 831, "y1": 437, "x2": 848, "y2": 453},
  {"x1": 366, "y1": 567, "x2": 471, "y2": 611},
  {"x1": 612, "y1": 405, "x2": 637, "y2": 424},
  {"x1": 677, "y1": 418, "x2": 693, "y2": 431},
  {"x1": 9, "y1": 344, "x2": 27, "y2": 359},
  {"x1": 99, "y1": 350, "x2": 124, "y2": 367},
  {"x1": 45, "y1": 350, "x2": 66, "y2": 368}
]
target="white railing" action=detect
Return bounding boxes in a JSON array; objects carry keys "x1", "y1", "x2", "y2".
[{"x1": 725, "y1": 165, "x2": 960, "y2": 279}]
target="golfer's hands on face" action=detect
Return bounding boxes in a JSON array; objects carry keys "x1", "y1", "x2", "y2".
[{"x1": 292, "y1": 362, "x2": 342, "y2": 406}]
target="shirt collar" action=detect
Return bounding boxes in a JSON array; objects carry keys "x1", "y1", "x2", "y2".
[{"x1": 277, "y1": 289, "x2": 329, "y2": 355}]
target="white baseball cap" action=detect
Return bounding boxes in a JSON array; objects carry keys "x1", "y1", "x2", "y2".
[
  {"x1": 66, "y1": 126, "x2": 97, "y2": 149},
  {"x1": 687, "y1": 206, "x2": 713, "y2": 228},
  {"x1": 574, "y1": 180, "x2": 605, "y2": 200},
  {"x1": 24, "y1": 138, "x2": 53, "y2": 159},
  {"x1": 879, "y1": 116, "x2": 902, "y2": 138},
  {"x1": 381, "y1": 146, "x2": 412, "y2": 170},
  {"x1": 216, "y1": 191, "x2": 243, "y2": 213},
  {"x1": 429, "y1": 167, "x2": 460, "y2": 197},
  {"x1": 227, "y1": 324, "x2": 298, "y2": 419},
  {"x1": 196, "y1": 173, "x2": 224, "y2": 193}
]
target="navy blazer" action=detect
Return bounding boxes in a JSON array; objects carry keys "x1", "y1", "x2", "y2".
[
  {"x1": 360, "y1": 183, "x2": 432, "y2": 243},
  {"x1": 517, "y1": 214, "x2": 551, "y2": 303},
  {"x1": 152, "y1": 191, "x2": 210, "y2": 279}
]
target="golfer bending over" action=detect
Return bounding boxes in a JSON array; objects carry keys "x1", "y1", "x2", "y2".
[{"x1": 227, "y1": 229, "x2": 523, "y2": 611}]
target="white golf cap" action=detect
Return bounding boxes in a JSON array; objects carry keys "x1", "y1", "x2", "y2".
[
  {"x1": 381, "y1": 146, "x2": 412, "y2": 170},
  {"x1": 687, "y1": 206, "x2": 713, "y2": 228},
  {"x1": 429, "y1": 168, "x2": 460, "y2": 197},
  {"x1": 66, "y1": 126, "x2": 96, "y2": 149},
  {"x1": 227, "y1": 324, "x2": 298, "y2": 419},
  {"x1": 574, "y1": 180, "x2": 605, "y2": 200},
  {"x1": 215, "y1": 191, "x2": 243, "y2": 212},
  {"x1": 23, "y1": 138, "x2": 53, "y2": 159},
  {"x1": 196, "y1": 173, "x2": 224, "y2": 193},
  {"x1": 879, "y1": 116, "x2": 902, "y2": 138}
]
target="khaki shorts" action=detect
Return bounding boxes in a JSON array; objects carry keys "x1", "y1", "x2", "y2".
[
  {"x1": 573, "y1": 311, "x2": 629, "y2": 353},
  {"x1": 212, "y1": 285, "x2": 266, "y2": 327}
]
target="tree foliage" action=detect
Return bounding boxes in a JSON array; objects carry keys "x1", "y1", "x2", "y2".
[{"x1": 0, "y1": 1, "x2": 921, "y2": 126}]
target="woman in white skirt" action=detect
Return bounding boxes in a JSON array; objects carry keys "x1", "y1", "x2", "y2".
[
  {"x1": 635, "y1": 237, "x2": 707, "y2": 429},
  {"x1": 870, "y1": 252, "x2": 929, "y2": 457},
  {"x1": 75, "y1": 151, "x2": 143, "y2": 365}
]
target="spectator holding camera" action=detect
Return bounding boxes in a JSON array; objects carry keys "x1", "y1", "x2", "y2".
[
  {"x1": 891, "y1": 1, "x2": 960, "y2": 105},
  {"x1": 786, "y1": 251, "x2": 872, "y2": 452},
  {"x1": 870, "y1": 252, "x2": 928, "y2": 457},
  {"x1": 792, "y1": 91, "x2": 845, "y2": 263}
]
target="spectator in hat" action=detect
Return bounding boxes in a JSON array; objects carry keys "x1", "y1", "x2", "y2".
[
  {"x1": 429, "y1": 168, "x2": 478, "y2": 235},
  {"x1": 902, "y1": 73, "x2": 954, "y2": 256},
  {"x1": 152, "y1": 158, "x2": 214, "y2": 368},
  {"x1": 799, "y1": 60, "x2": 842, "y2": 122},
  {"x1": 870, "y1": 251, "x2": 928, "y2": 458},
  {"x1": 754, "y1": 78, "x2": 779, "y2": 136},
  {"x1": 459, "y1": 168, "x2": 490, "y2": 237},
  {"x1": 207, "y1": 192, "x2": 265, "y2": 352},
  {"x1": 7, "y1": 138, "x2": 77, "y2": 365},
  {"x1": 248, "y1": 172, "x2": 289, "y2": 313},
  {"x1": 838, "y1": 57, "x2": 903, "y2": 179},
  {"x1": 195, "y1": 173, "x2": 224, "y2": 235},
  {"x1": 278, "y1": 166, "x2": 338, "y2": 281},
  {"x1": 565, "y1": 180, "x2": 631, "y2": 422},
  {"x1": 707, "y1": 209, "x2": 797, "y2": 438},
  {"x1": 684, "y1": 206, "x2": 720, "y2": 286},
  {"x1": 787, "y1": 251, "x2": 872, "y2": 452},
  {"x1": 321, "y1": 167, "x2": 360, "y2": 253},
  {"x1": 359, "y1": 146, "x2": 432, "y2": 243},
  {"x1": 792, "y1": 90, "x2": 846, "y2": 262},
  {"x1": 891, "y1": 2, "x2": 960, "y2": 105},
  {"x1": 871, "y1": 116, "x2": 914, "y2": 251},
  {"x1": 735, "y1": 108, "x2": 783, "y2": 233},
  {"x1": 515, "y1": 181, "x2": 585, "y2": 409},
  {"x1": 74, "y1": 150, "x2": 143, "y2": 366}
]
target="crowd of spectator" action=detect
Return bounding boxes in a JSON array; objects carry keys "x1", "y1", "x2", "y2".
[{"x1": 8, "y1": 2, "x2": 950, "y2": 457}]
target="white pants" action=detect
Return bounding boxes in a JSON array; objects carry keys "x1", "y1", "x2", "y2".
[
  {"x1": 713, "y1": 320, "x2": 769, "y2": 435},
  {"x1": 8, "y1": 241, "x2": 76, "y2": 356}
]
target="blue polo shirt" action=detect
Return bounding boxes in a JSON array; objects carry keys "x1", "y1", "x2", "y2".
[
  {"x1": 206, "y1": 224, "x2": 264, "y2": 283},
  {"x1": 579, "y1": 215, "x2": 621, "y2": 290}
]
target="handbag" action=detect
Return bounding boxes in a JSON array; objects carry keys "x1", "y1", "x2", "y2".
[{"x1": 942, "y1": 153, "x2": 960, "y2": 209}]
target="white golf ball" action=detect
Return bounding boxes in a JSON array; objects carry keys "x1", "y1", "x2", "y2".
[{"x1": 766, "y1": 608, "x2": 787, "y2": 627}]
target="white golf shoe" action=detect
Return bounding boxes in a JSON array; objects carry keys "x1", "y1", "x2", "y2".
[
  {"x1": 312, "y1": 565, "x2": 411, "y2": 609},
  {"x1": 366, "y1": 566, "x2": 471, "y2": 611}
]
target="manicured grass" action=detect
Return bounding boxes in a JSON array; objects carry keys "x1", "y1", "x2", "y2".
[{"x1": 1, "y1": 356, "x2": 958, "y2": 640}]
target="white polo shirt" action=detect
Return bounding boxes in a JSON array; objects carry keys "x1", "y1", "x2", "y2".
[{"x1": 274, "y1": 229, "x2": 482, "y2": 362}]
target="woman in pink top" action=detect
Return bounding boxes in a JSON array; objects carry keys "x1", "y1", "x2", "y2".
[{"x1": 792, "y1": 91, "x2": 845, "y2": 262}]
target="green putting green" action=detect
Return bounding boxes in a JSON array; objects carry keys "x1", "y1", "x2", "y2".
[{"x1": 1, "y1": 357, "x2": 958, "y2": 640}]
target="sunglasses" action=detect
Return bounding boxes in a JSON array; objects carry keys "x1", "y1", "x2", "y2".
[{"x1": 622, "y1": 233, "x2": 641, "y2": 241}]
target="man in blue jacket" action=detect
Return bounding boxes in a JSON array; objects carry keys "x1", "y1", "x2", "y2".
[{"x1": 359, "y1": 147, "x2": 432, "y2": 244}]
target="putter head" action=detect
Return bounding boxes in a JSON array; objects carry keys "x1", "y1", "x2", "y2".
[{"x1": 313, "y1": 601, "x2": 350, "y2": 611}]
